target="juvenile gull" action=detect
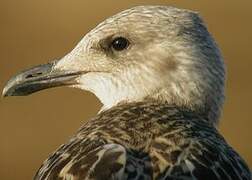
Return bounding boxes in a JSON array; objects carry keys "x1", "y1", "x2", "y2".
[{"x1": 3, "y1": 5, "x2": 251, "y2": 180}]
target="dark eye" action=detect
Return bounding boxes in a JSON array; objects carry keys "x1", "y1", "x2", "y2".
[{"x1": 111, "y1": 37, "x2": 129, "y2": 51}]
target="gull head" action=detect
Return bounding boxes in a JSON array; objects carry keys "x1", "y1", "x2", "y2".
[{"x1": 2, "y1": 6, "x2": 225, "y2": 124}]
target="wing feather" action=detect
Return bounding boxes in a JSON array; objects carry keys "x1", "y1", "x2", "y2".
[{"x1": 34, "y1": 139, "x2": 126, "y2": 180}]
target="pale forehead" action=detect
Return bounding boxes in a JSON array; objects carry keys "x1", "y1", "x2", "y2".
[
  {"x1": 87, "y1": 6, "x2": 197, "y2": 38},
  {"x1": 102, "y1": 6, "x2": 195, "y2": 25}
]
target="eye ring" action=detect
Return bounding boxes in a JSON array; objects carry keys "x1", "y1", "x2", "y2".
[{"x1": 111, "y1": 37, "x2": 130, "y2": 51}]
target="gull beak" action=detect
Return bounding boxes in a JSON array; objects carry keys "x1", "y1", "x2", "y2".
[{"x1": 2, "y1": 61, "x2": 83, "y2": 97}]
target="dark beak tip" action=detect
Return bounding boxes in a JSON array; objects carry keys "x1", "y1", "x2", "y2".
[
  {"x1": 2, "y1": 82, "x2": 14, "y2": 97},
  {"x1": 2, "y1": 82, "x2": 11, "y2": 98},
  {"x1": 2, "y1": 94, "x2": 9, "y2": 98},
  {"x1": 2, "y1": 68, "x2": 37, "y2": 97},
  {"x1": 2, "y1": 91, "x2": 7, "y2": 98},
  {"x1": 2, "y1": 61, "x2": 82, "y2": 97},
  {"x1": 1, "y1": 62, "x2": 54, "y2": 97}
]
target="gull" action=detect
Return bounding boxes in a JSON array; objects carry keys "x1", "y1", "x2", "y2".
[{"x1": 3, "y1": 5, "x2": 251, "y2": 180}]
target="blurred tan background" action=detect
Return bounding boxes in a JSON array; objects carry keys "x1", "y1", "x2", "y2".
[{"x1": 0, "y1": 0, "x2": 251, "y2": 179}]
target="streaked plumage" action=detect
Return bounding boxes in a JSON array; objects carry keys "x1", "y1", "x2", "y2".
[
  {"x1": 3, "y1": 5, "x2": 251, "y2": 180},
  {"x1": 34, "y1": 102, "x2": 250, "y2": 179}
]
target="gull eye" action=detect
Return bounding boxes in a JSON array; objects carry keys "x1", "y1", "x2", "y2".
[{"x1": 111, "y1": 37, "x2": 129, "y2": 51}]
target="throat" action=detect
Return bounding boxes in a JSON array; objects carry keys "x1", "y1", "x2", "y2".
[{"x1": 81, "y1": 74, "x2": 220, "y2": 125}]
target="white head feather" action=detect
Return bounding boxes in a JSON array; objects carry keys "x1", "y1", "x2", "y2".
[{"x1": 54, "y1": 6, "x2": 225, "y2": 124}]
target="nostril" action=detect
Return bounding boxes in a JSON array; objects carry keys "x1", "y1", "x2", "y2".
[{"x1": 26, "y1": 72, "x2": 43, "y2": 78}]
